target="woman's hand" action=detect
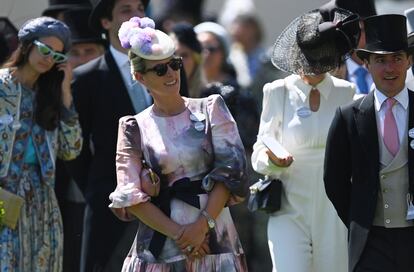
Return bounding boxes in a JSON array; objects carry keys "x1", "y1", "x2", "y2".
[
  {"x1": 266, "y1": 149, "x2": 294, "y2": 167},
  {"x1": 175, "y1": 218, "x2": 209, "y2": 255},
  {"x1": 57, "y1": 62, "x2": 73, "y2": 109},
  {"x1": 189, "y1": 234, "x2": 210, "y2": 259}
]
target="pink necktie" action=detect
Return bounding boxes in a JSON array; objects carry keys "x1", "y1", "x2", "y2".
[{"x1": 383, "y1": 98, "x2": 399, "y2": 156}]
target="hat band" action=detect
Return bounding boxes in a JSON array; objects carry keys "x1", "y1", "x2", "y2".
[{"x1": 365, "y1": 41, "x2": 408, "y2": 54}]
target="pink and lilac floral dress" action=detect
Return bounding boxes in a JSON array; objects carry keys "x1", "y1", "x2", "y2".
[{"x1": 109, "y1": 95, "x2": 248, "y2": 271}]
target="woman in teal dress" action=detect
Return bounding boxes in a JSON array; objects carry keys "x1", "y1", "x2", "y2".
[
  {"x1": 0, "y1": 17, "x2": 82, "y2": 271},
  {"x1": 109, "y1": 17, "x2": 248, "y2": 271}
]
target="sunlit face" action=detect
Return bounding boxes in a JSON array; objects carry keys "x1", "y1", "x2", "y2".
[
  {"x1": 68, "y1": 42, "x2": 105, "y2": 68},
  {"x1": 135, "y1": 56, "x2": 181, "y2": 97},
  {"x1": 365, "y1": 51, "x2": 412, "y2": 97},
  {"x1": 174, "y1": 40, "x2": 197, "y2": 80},
  {"x1": 27, "y1": 36, "x2": 64, "y2": 74},
  {"x1": 197, "y1": 32, "x2": 224, "y2": 81},
  {"x1": 101, "y1": 0, "x2": 145, "y2": 49}
]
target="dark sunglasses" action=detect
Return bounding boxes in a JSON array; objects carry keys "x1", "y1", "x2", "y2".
[
  {"x1": 33, "y1": 40, "x2": 68, "y2": 63},
  {"x1": 144, "y1": 57, "x2": 183, "y2": 76}
]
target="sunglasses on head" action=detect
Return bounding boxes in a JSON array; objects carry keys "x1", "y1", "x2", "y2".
[
  {"x1": 33, "y1": 40, "x2": 68, "y2": 63},
  {"x1": 144, "y1": 57, "x2": 183, "y2": 77}
]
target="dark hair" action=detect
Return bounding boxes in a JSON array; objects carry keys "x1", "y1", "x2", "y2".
[
  {"x1": 232, "y1": 14, "x2": 264, "y2": 43},
  {"x1": 102, "y1": 0, "x2": 116, "y2": 22},
  {"x1": 3, "y1": 39, "x2": 63, "y2": 131}
]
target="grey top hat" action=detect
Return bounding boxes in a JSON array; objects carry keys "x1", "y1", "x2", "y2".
[
  {"x1": 405, "y1": 7, "x2": 414, "y2": 34},
  {"x1": 356, "y1": 14, "x2": 413, "y2": 60},
  {"x1": 272, "y1": 8, "x2": 360, "y2": 75},
  {"x1": 61, "y1": 7, "x2": 106, "y2": 45},
  {"x1": 89, "y1": 0, "x2": 150, "y2": 32}
]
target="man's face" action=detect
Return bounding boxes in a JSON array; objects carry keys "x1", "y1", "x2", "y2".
[
  {"x1": 68, "y1": 42, "x2": 105, "y2": 68},
  {"x1": 101, "y1": 0, "x2": 145, "y2": 50},
  {"x1": 365, "y1": 51, "x2": 412, "y2": 97}
]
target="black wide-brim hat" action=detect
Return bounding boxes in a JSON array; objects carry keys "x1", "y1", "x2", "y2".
[
  {"x1": 89, "y1": 0, "x2": 150, "y2": 32},
  {"x1": 42, "y1": 0, "x2": 91, "y2": 17},
  {"x1": 272, "y1": 8, "x2": 360, "y2": 75},
  {"x1": 356, "y1": 14, "x2": 414, "y2": 60},
  {"x1": 62, "y1": 7, "x2": 106, "y2": 45}
]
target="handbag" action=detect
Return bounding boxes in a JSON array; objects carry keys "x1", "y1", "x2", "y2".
[
  {"x1": 248, "y1": 78, "x2": 289, "y2": 213},
  {"x1": 247, "y1": 177, "x2": 282, "y2": 213},
  {"x1": 0, "y1": 187, "x2": 24, "y2": 229}
]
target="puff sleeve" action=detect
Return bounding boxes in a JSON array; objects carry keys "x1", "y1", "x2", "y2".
[
  {"x1": 109, "y1": 116, "x2": 151, "y2": 211},
  {"x1": 202, "y1": 95, "x2": 248, "y2": 205}
]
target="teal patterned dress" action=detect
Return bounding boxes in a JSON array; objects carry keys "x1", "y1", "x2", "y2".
[{"x1": 0, "y1": 69, "x2": 83, "y2": 272}]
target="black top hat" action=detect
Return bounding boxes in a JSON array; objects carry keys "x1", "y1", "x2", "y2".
[
  {"x1": 356, "y1": 14, "x2": 413, "y2": 60},
  {"x1": 89, "y1": 0, "x2": 150, "y2": 32},
  {"x1": 320, "y1": 0, "x2": 376, "y2": 20},
  {"x1": 42, "y1": 0, "x2": 91, "y2": 17},
  {"x1": 62, "y1": 7, "x2": 106, "y2": 45},
  {"x1": 272, "y1": 8, "x2": 360, "y2": 75}
]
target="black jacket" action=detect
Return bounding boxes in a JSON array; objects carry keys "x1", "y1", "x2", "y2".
[{"x1": 324, "y1": 90, "x2": 414, "y2": 271}]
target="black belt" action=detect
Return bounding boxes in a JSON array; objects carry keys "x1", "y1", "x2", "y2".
[{"x1": 148, "y1": 178, "x2": 206, "y2": 259}]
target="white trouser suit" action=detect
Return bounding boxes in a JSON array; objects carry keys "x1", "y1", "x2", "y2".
[{"x1": 252, "y1": 74, "x2": 355, "y2": 272}]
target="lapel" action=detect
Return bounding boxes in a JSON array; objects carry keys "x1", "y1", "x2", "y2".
[
  {"x1": 103, "y1": 52, "x2": 135, "y2": 116},
  {"x1": 407, "y1": 90, "x2": 414, "y2": 190},
  {"x1": 353, "y1": 92, "x2": 380, "y2": 174}
]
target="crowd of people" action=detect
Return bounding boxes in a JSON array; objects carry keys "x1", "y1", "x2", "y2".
[{"x1": 1, "y1": 0, "x2": 414, "y2": 271}]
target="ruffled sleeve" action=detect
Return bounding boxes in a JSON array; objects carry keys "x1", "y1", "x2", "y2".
[
  {"x1": 202, "y1": 94, "x2": 248, "y2": 205},
  {"x1": 109, "y1": 116, "x2": 151, "y2": 213}
]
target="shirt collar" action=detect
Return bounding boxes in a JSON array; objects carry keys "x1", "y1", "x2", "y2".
[
  {"x1": 295, "y1": 73, "x2": 332, "y2": 101},
  {"x1": 110, "y1": 45, "x2": 129, "y2": 69},
  {"x1": 374, "y1": 87, "x2": 409, "y2": 112}
]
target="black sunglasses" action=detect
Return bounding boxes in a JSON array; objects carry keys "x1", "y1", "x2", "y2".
[{"x1": 144, "y1": 57, "x2": 183, "y2": 76}]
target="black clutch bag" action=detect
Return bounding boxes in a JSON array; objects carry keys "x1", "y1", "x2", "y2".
[{"x1": 247, "y1": 177, "x2": 282, "y2": 213}]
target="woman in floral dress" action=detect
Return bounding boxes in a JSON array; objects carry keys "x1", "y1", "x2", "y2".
[
  {"x1": 0, "y1": 17, "x2": 82, "y2": 271},
  {"x1": 109, "y1": 17, "x2": 248, "y2": 271}
]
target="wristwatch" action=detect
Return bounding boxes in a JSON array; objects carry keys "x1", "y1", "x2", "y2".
[{"x1": 201, "y1": 210, "x2": 216, "y2": 230}]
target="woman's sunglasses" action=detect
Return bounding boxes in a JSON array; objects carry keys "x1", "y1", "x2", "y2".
[
  {"x1": 144, "y1": 57, "x2": 183, "y2": 77},
  {"x1": 33, "y1": 40, "x2": 68, "y2": 63}
]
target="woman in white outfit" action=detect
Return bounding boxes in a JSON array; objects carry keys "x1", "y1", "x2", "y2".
[{"x1": 251, "y1": 9, "x2": 360, "y2": 272}]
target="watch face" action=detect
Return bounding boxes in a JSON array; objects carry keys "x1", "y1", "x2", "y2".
[{"x1": 208, "y1": 220, "x2": 215, "y2": 229}]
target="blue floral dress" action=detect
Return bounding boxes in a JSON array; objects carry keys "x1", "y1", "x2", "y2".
[{"x1": 0, "y1": 69, "x2": 82, "y2": 272}]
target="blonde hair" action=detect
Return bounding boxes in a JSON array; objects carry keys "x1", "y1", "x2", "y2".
[{"x1": 128, "y1": 51, "x2": 146, "y2": 74}]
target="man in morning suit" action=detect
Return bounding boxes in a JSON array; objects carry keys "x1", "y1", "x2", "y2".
[
  {"x1": 324, "y1": 14, "x2": 414, "y2": 272},
  {"x1": 66, "y1": 0, "x2": 151, "y2": 271}
]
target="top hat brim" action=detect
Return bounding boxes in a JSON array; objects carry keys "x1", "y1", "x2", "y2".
[
  {"x1": 272, "y1": 8, "x2": 353, "y2": 75},
  {"x1": 89, "y1": 0, "x2": 149, "y2": 32},
  {"x1": 42, "y1": 4, "x2": 90, "y2": 16},
  {"x1": 356, "y1": 47, "x2": 414, "y2": 60}
]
